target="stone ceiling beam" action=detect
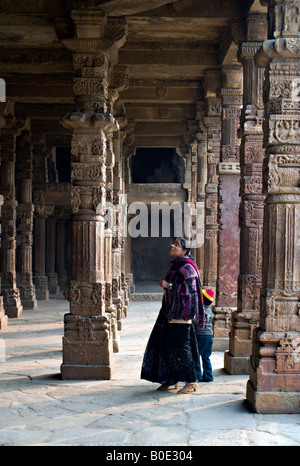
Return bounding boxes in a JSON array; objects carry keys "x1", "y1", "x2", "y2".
[
  {"x1": 0, "y1": 1, "x2": 66, "y2": 15},
  {"x1": 4, "y1": 74, "x2": 73, "y2": 104},
  {"x1": 96, "y1": 0, "x2": 178, "y2": 16},
  {"x1": 0, "y1": 14, "x2": 63, "y2": 48},
  {"x1": 31, "y1": 119, "x2": 71, "y2": 135},
  {"x1": 110, "y1": 0, "x2": 244, "y2": 18},
  {"x1": 15, "y1": 103, "x2": 75, "y2": 119},
  {"x1": 0, "y1": 49, "x2": 72, "y2": 75},
  {"x1": 118, "y1": 45, "x2": 218, "y2": 80},
  {"x1": 120, "y1": 80, "x2": 203, "y2": 104},
  {"x1": 132, "y1": 135, "x2": 183, "y2": 148},
  {"x1": 125, "y1": 103, "x2": 195, "y2": 121},
  {"x1": 134, "y1": 121, "x2": 186, "y2": 136},
  {"x1": 125, "y1": 16, "x2": 231, "y2": 43},
  {"x1": 15, "y1": 101, "x2": 195, "y2": 124}
]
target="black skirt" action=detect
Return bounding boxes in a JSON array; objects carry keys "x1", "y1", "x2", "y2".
[{"x1": 141, "y1": 301, "x2": 199, "y2": 385}]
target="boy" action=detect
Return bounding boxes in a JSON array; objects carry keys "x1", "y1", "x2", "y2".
[{"x1": 195, "y1": 289, "x2": 214, "y2": 382}]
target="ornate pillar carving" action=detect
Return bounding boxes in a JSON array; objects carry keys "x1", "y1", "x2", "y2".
[
  {"x1": 32, "y1": 134, "x2": 48, "y2": 186},
  {"x1": 213, "y1": 67, "x2": 243, "y2": 350},
  {"x1": 192, "y1": 106, "x2": 207, "y2": 278},
  {"x1": 56, "y1": 211, "x2": 70, "y2": 287},
  {"x1": 111, "y1": 135, "x2": 123, "y2": 333},
  {"x1": 122, "y1": 142, "x2": 135, "y2": 299},
  {"x1": 16, "y1": 129, "x2": 37, "y2": 309},
  {"x1": 203, "y1": 71, "x2": 222, "y2": 295},
  {"x1": 0, "y1": 105, "x2": 23, "y2": 318},
  {"x1": 104, "y1": 65, "x2": 129, "y2": 351},
  {"x1": 225, "y1": 14, "x2": 267, "y2": 374},
  {"x1": 60, "y1": 9, "x2": 127, "y2": 379},
  {"x1": 247, "y1": 0, "x2": 300, "y2": 413},
  {"x1": 46, "y1": 214, "x2": 60, "y2": 294},
  {"x1": 33, "y1": 204, "x2": 53, "y2": 300},
  {"x1": 111, "y1": 90, "x2": 128, "y2": 334},
  {"x1": 32, "y1": 135, "x2": 50, "y2": 301}
]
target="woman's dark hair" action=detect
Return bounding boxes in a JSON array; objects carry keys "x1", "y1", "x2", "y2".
[
  {"x1": 176, "y1": 238, "x2": 192, "y2": 256},
  {"x1": 173, "y1": 237, "x2": 196, "y2": 262}
]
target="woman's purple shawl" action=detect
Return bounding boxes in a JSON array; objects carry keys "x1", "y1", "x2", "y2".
[{"x1": 164, "y1": 256, "x2": 205, "y2": 329}]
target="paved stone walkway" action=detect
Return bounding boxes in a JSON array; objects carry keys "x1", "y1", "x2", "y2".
[{"x1": 0, "y1": 295, "x2": 299, "y2": 446}]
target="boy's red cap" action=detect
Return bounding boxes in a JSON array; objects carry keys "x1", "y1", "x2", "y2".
[{"x1": 202, "y1": 289, "x2": 214, "y2": 301}]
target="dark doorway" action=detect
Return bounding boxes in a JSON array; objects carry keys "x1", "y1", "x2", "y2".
[
  {"x1": 130, "y1": 148, "x2": 181, "y2": 183},
  {"x1": 129, "y1": 147, "x2": 184, "y2": 283},
  {"x1": 56, "y1": 147, "x2": 71, "y2": 183},
  {"x1": 131, "y1": 211, "x2": 175, "y2": 282}
]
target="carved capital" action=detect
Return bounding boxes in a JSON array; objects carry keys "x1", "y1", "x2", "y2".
[
  {"x1": 61, "y1": 110, "x2": 119, "y2": 132},
  {"x1": 238, "y1": 41, "x2": 263, "y2": 62},
  {"x1": 62, "y1": 11, "x2": 127, "y2": 60},
  {"x1": 204, "y1": 70, "x2": 222, "y2": 98}
]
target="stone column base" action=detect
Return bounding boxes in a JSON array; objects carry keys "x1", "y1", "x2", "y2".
[
  {"x1": 224, "y1": 350, "x2": 249, "y2": 374},
  {"x1": 5, "y1": 305, "x2": 23, "y2": 318},
  {"x1": 246, "y1": 380, "x2": 300, "y2": 414},
  {"x1": 34, "y1": 276, "x2": 49, "y2": 300},
  {"x1": 212, "y1": 337, "x2": 229, "y2": 351},
  {"x1": 35, "y1": 289, "x2": 49, "y2": 300},
  {"x1": 212, "y1": 306, "x2": 235, "y2": 351},
  {"x1": 22, "y1": 299, "x2": 38, "y2": 310},
  {"x1": 61, "y1": 363, "x2": 115, "y2": 380},
  {"x1": 3, "y1": 290, "x2": 23, "y2": 318},
  {"x1": 47, "y1": 273, "x2": 60, "y2": 294},
  {"x1": 0, "y1": 314, "x2": 8, "y2": 330},
  {"x1": 19, "y1": 285, "x2": 37, "y2": 310},
  {"x1": 61, "y1": 312, "x2": 115, "y2": 380}
]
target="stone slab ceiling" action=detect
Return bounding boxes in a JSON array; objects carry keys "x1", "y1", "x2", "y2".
[{"x1": 0, "y1": 0, "x2": 258, "y2": 147}]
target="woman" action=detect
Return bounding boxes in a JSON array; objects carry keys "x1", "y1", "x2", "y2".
[{"x1": 141, "y1": 238, "x2": 205, "y2": 394}]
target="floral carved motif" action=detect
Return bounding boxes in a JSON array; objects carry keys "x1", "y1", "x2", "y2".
[
  {"x1": 275, "y1": 334, "x2": 300, "y2": 374},
  {"x1": 71, "y1": 162, "x2": 106, "y2": 182}
]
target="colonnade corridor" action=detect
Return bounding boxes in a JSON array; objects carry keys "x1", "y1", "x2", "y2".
[{"x1": 0, "y1": 0, "x2": 299, "y2": 416}]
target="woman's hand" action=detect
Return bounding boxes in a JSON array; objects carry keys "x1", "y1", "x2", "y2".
[{"x1": 159, "y1": 280, "x2": 168, "y2": 288}]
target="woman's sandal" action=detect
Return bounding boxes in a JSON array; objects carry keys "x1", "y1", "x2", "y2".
[
  {"x1": 177, "y1": 383, "x2": 197, "y2": 394},
  {"x1": 157, "y1": 382, "x2": 178, "y2": 391}
]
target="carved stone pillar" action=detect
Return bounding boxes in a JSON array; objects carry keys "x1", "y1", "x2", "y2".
[
  {"x1": 122, "y1": 143, "x2": 135, "y2": 303},
  {"x1": 60, "y1": 9, "x2": 127, "y2": 379},
  {"x1": 33, "y1": 206, "x2": 52, "y2": 300},
  {"x1": 46, "y1": 215, "x2": 60, "y2": 294},
  {"x1": 246, "y1": 0, "x2": 300, "y2": 413},
  {"x1": 16, "y1": 130, "x2": 37, "y2": 309},
  {"x1": 193, "y1": 105, "x2": 207, "y2": 276},
  {"x1": 104, "y1": 129, "x2": 120, "y2": 352},
  {"x1": 213, "y1": 67, "x2": 243, "y2": 350},
  {"x1": 0, "y1": 109, "x2": 23, "y2": 318},
  {"x1": 112, "y1": 129, "x2": 127, "y2": 333},
  {"x1": 225, "y1": 16, "x2": 268, "y2": 374},
  {"x1": 32, "y1": 134, "x2": 48, "y2": 186},
  {"x1": 56, "y1": 215, "x2": 69, "y2": 287},
  {"x1": 203, "y1": 73, "x2": 222, "y2": 295}
]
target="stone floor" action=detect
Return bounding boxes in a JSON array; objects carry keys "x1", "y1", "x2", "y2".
[{"x1": 0, "y1": 294, "x2": 299, "y2": 447}]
